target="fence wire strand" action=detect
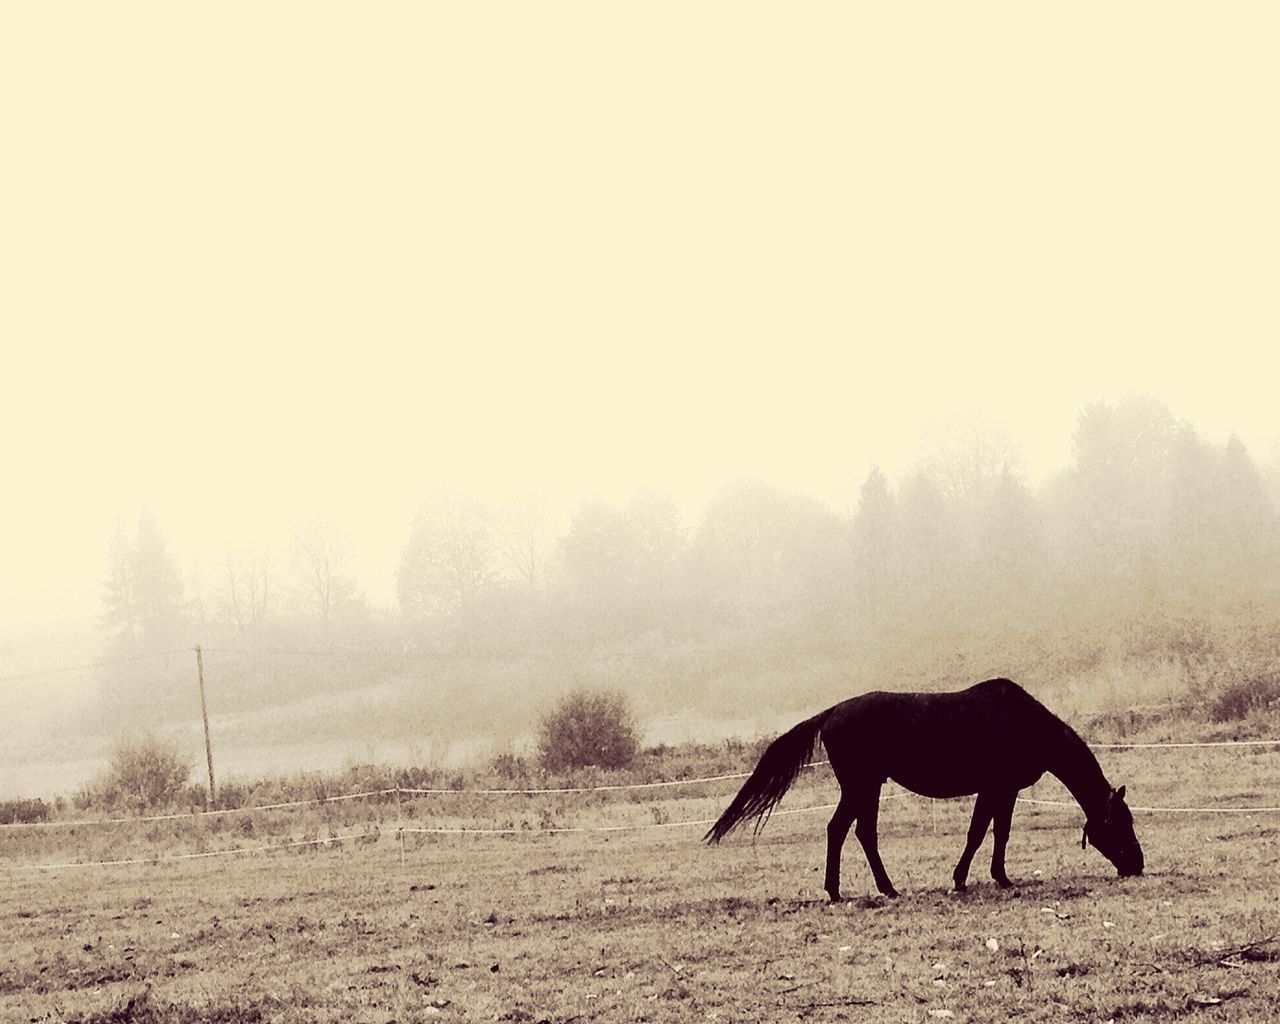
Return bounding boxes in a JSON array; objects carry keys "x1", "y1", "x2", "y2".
[
  {"x1": 3, "y1": 738, "x2": 1279, "y2": 874},
  {"x1": 14, "y1": 827, "x2": 383, "y2": 871}
]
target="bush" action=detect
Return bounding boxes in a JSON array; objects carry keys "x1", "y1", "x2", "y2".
[
  {"x1": 215, "y1": 780, "x2": 250, "y2": 810},
  {"x1": 100, "y1": 734, "x2": 191, "y2": 812},
  {"x1": 1209, "y1": 676, "x2": 1280, "y2": 723},
  {"x1": 490, "y1": 752, "x2": 531, "y2": 781},
  {"x1": 0, "y1": 798, "x2": 50, "y2": 824},
  {"x1": 537, "y1": 688, "x2": 640, "y2": 772}
]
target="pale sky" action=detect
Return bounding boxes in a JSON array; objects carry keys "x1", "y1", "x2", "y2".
[{"x1": 3, "y1": 3, "x2": 1279, "y2": 631}]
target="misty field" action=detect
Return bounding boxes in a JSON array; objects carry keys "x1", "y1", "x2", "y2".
[{"x1": 3, "y1": 745, "x2": 1278, "y2": 1023}]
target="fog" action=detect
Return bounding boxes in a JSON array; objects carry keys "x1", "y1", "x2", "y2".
[{"x1": 3, "y1": 5, "x2": 1279, "y2": 798}]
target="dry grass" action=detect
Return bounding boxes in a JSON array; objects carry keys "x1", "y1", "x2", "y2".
[{"x1": 2, "y1": 747, "x2": 1279, "y2": 1023}]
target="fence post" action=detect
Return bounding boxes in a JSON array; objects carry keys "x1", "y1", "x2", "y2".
[
  {"x1": 396, "y1": 786, "x2": 406, "y2": 869},
  {"x1": 195, "y1": 644, "x2": 216, "y2": 807}
]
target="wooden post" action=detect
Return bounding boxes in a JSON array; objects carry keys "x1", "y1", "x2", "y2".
[
  {"x1": 396, "y1": 786, "x2": 406, "y2": 869},
  {"x1": 195, "y1": 644, "x2": 216, "y2": 807}
]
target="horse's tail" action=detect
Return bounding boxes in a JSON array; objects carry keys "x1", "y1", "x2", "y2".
[{"x1": 704, "y1": 708, "x2": 834, "y2": 844}]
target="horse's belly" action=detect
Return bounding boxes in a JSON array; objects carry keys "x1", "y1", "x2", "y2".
[
  {"x1": 888, "y1": 765, "x2": 1044, "y2": 799},
  {"x1": 890, "y1": 770, "x2": 979, "y2": 799}
]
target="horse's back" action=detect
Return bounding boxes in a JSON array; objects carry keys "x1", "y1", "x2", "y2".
[
  {"x1": 822, "y1": 677, "x2": 1043, "y2": 737},
  {"x1": 819, "y1": 678, "x2": 1054, "y2": 798}
]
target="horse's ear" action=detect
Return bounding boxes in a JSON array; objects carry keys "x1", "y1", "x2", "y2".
[
  {"x1": 1114, "y1": 785, "x2": 1126, "y2": 801},
  {"x1": 1080, "y1": 824, "x2": 1088, "y2": 850}
]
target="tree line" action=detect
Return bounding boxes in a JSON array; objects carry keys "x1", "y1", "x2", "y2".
[{"x1": 94, "y1": 395, "x2": 1280, "y2": 734}]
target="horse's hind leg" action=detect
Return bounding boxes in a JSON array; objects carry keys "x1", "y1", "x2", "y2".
[
  {"x1": 823, "y1": 794, "x2": 856, "y2": 903},
  {"x1": 989, "y1": 791, "x2": 1017, "y2": 888},
  {"x1": 852, "y1": 785, "x2": 898, "y2": 898},
  {"x1": 953, "y1": 791, "x2": 996, "y2": 892}
]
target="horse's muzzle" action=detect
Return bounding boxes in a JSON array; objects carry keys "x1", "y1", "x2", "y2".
[{"x1": 1117, "y1": 847, "x2": 1144, "y2": 877}]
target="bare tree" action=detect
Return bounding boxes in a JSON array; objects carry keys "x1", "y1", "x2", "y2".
[
  {"x1": 222, "y1": 548, "x2": 274, "y2": 634},
  {"x1": 494, "y1": 494, "x2": 557, "y2": 589},
  {"x1": 289, "y1": 521, "x2": 358, "y2": 627}
]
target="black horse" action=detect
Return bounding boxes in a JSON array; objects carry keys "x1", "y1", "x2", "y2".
[{"x1": 705, "y1": 678, "x2": 1143, "y2": 901}]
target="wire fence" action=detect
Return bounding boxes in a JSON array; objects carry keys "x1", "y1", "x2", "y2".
[
  {"x1": 2, "y1": 741, "x2": 1278, "y2": 873},
  {"x1": 5, "y1": 738, "x2": 1280, "y2": 834}
]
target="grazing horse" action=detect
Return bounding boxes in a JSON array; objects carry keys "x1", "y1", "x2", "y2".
[{"x1": 705, "y1": 678, "x2": 1143, "y2": 901}]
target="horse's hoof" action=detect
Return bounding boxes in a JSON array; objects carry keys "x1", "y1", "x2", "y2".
[
  {"x1": 827, "y1": 893, "x2": 845, "y2": 904},
  {"x1": 882, "y1": 888, "x2": 899, "y2": 899},
  {"x1": 953, "y1": 881, "x2": 968, "y2": 893}
]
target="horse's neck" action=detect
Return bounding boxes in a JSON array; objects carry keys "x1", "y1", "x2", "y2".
[{"x1": 1045, "y1": 728, "x2": 1110, "y2": 817}]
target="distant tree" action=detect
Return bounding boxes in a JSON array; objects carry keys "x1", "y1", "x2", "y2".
[
  {"x1": 1165, "y1": 427, "x2": 1220, "y2": 591},
  {"x1": 1213, "y1": 435, "x2": 1277, "y2": 592},
  {"x1": 1073, "y1": 395, "x2": 1182, "y2": 480},
  {"x1": 886, "y1": 471, "x2": 971, "y2": 649},
  {"x1": 537, "y1": 688, "x2": 640, "y2": 772},
  {"x1": 133, "y1": 511, "x2": 185, "y2": 643},
  {"x1": 100, "y1": 511, "x2": 186, "y2": 655},
  {"x1": 561, "y1": 498, "x2": 637, "y2": 596},
  {"x1": 494, "y1": 495, "x2": 557, "y2": 589},
  {"x1": 289, "y1": 521, "x2": 360, "y2": 627},
  {"x1": 221, "y1": 548, "x2": 274, "y2": 634},
  {"x1": 1068, "y1": 395, "x2": 1183, "y2": 581},
  {"x1": 690, "y1": 479, "x2": 843, "y2": 610},
  {"x1": 398, "y1": 494, "x2": 497, "y2": 618},
  {"x1": 101, "y1": 519, "x2": 139, "y2": 653},
  {"x1": 913, "y1": 411, "x2": 1026, "y2": 507},
  {"x1": 558, "y1": 491, "x2": 686, "y2": 619},
  {"x1": 1263, "y1": 439, "x2": 1280, "y2": 514},
  {"x1": 624, "y1": 490, "x2": 686, "y2": 598},
  {"x1": 850, "y1": 467, "x2": 898, "y2": 621},
  {"x1": 975, "y1": 470, "x2": 1042, "y2": 607},
  {"x1": 897, "y1": 473, "x2": 954, "y2": 576}
]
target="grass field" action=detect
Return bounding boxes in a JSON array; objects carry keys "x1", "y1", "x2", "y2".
[{"x1": 2, "y1": 746, "x2": 1279, "y2": 1023}]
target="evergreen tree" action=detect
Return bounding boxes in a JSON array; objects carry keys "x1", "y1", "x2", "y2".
[
  {"x1": 1214, "y1": 435, "x2": 1277, "y2": 595},
  {"x1": 850, "y1": 467, "x2": 898, "y2": 624},
  {"x1": 100, "y1": 519, "x2": 138, "y2": 655},
  {"x1": 99, "y1": 511, "x2": 186, "y2": 656}
]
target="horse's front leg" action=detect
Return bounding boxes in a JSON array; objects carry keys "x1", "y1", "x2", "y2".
[
  {"x1": 953, "y1": 792, "x2": 995, "y2": 892},
  {"x1": 853, "y1": 786, "x2": 898, "y2": 898},
  {"x1": 989, "y1": 791, "x2": 1018, "y2": 888}
]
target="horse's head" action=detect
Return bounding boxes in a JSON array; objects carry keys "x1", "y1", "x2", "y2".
[{"x1": 1081, "y1": 785, "x2": 1144, "y2": 877}]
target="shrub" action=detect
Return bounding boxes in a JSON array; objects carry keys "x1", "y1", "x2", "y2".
[
  {"x1": 183, "y1": 783, "x2": 210, "y2": 810},
  {"x1": 490, "y1": 752, "x2": 531, "y2": 781},
  {"x1": 0, "y1": 798, "x2": 50, "y2": 825},
  {"x1": 100, "y1": 734, "x2": 191, "y2": 812},
  {"x1": 215, "y1": 780, "x2": 249, "y2": 810},
  {"x1": 537, "y1": 688, "x2": 640, "y2": 772},
  {"x1": 1209, "y1": 676, "x2": 1280, "y2": 723}
]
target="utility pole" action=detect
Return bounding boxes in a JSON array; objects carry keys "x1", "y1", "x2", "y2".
[{"x1": 195, "y1": 644, "x2": 216, "y2": 807}]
